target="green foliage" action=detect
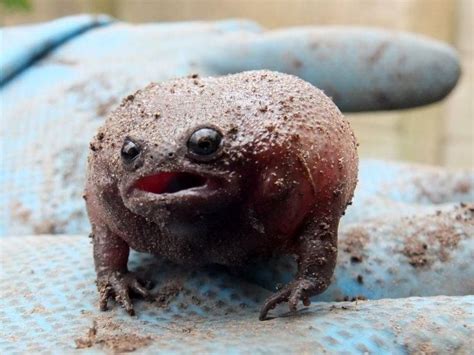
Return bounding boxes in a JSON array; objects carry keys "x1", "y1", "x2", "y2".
[{"x1": 1, "y1": 0, "x2": 31, "y2": 11}]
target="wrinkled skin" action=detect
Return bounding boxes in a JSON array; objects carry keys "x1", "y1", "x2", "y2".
[{"x1": 84, "y1": 70, "x2": 358, "y2": 320}]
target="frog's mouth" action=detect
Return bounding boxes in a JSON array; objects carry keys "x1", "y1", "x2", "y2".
[{"x1": 133, "y1": 172, "x2": 208, "y2": 195}]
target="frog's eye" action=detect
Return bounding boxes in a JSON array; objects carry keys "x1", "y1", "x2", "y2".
[
  {"x1": 121, "y1": 138, "x2": 141, "y2": 163},
  {"x1": 187, "y1": 127, "x2": 222, "y2": 159}
]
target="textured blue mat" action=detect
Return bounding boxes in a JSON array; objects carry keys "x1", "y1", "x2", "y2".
[{"x1": 1, "y1": 233, "x2": 473, "y2": 354}]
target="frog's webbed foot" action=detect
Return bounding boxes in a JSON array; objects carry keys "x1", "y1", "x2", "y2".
[
  {"x1": 97, "y1": 271, "x2": 151, "y2": 316},
  {"x1": 259, "y1": 279, "x2": 313, "y2": 321}
]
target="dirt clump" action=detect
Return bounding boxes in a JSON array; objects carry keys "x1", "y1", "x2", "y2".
[
  {"x1": 339, "y1": 227, "x2": 370, "y2": 263},
  {"x1": 75, "y1": 320, "x2": 152, "y2": 352},
  {"x1": 33, "y1": 219, "x2": 64, "y2": 234},
  {"x1": 10, "y1": 200, "x2": 32, "y2": 224},
  {"x1": 402, "y1": 203, "x2": 473, "y2": 268},
  {"x1": 154, "y1": 280, "x2": 184, "y2": 308}
]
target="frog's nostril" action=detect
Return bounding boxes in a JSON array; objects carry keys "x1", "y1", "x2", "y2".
[{"x1": 134, "y1": 172, "x2": 206, "y2": 194}]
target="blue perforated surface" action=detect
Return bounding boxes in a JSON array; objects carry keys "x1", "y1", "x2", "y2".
[
  {"x1": 254, "y1": 204, "x2": 474, "y2": 301},
  {"x1": 1, "y1": 234, "x2": 473, "y2": 353}
]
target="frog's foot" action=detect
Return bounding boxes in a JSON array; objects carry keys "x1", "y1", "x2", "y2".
[
  {"x1": 97, "y1": 271, "x2": 151, "y2": 316},
  {"x1": 259, "y1": 279, "x2": 313, "y2": 321}
]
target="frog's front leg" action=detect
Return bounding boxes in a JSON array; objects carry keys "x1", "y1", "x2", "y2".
[
  {"x1": 259, "y1": 219, "x2": 338, "y2": 320},
  {"x1": 93, "y1": 224, "x2": 150, "y2": 315}
]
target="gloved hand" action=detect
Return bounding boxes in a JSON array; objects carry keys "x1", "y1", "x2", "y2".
[
  {"x1": 0, "y1": 15, "x2": 472, "y2": 354},
  {"x1": 0, "y1": 15, "x2": 463, "y2": 236}
]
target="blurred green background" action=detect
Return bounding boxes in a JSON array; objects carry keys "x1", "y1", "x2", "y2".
[{"x1": 1, "y1": 0, "x2": 472, "y2": 168}]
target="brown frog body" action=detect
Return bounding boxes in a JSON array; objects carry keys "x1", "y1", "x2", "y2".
[{"x1": 84, "y1": 70, "x2": 358, "y2": 320}]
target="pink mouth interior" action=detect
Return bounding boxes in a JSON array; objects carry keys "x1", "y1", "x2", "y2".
[{"x1": 134, "y1": 172, "x2": 207, "y2": 194}]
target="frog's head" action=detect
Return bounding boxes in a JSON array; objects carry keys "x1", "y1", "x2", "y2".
[
  {"x1": 96, "y1": 74, "x2": 270, "y2": 227},
  {"x1": 91, "y1": 70, "x2": 351, "y2": 237}
]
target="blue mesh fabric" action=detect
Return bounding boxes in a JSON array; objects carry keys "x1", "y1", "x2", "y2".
[{"x1": 1, "y1": 235, "x2": 473, "y2": 353}]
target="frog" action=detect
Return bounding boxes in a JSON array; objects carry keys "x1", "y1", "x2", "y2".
[{"x1": 84, "y1": 70, "x2": 358, "y2": 320}]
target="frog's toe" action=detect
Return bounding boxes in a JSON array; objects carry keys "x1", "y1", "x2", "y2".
[
  {"x1": 97, "y1": 271, "x2": 151, "y2": 316},
  {"x1": 260, "y1": 279, "x2": 316, "y2": 320},
  {"x1": 259, "y1": 287, "x2": 292, "y2": 321},
  {"x1": 98, "y1": 282, "x2": 112, "y2": 311},
  {"x1": 288, "y1": 279, "x2": 314, "y2": 312}
]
